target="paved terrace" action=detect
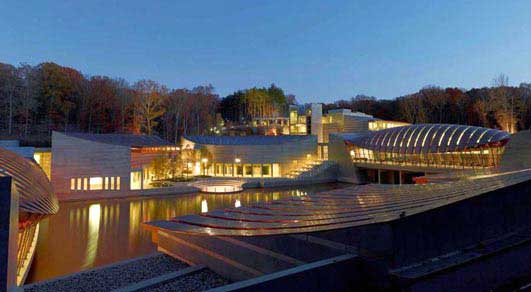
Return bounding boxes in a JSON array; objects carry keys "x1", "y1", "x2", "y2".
[{"x1": 144, "y1": 168, "x2": 531, "y2": 237}]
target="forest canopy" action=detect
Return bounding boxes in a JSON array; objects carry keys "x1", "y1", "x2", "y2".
[{"x1": 0, "y1": 62, "x2": 529, "y2": 146}]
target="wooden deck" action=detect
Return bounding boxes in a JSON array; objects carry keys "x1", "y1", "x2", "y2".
[{"x1": 145, "y1": 169, "x2": 531, "y2": 237}]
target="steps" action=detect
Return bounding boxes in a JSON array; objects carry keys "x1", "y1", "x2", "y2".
[{"x1": 286, "y1": 160, "x2": 336, "y2": 179}]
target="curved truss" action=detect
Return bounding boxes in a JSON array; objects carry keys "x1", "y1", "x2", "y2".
[
  {"x1": 346, "y1": 124, "x2": 510, "y2": 169},
  {"x1": 0, "y1": 147, "x2": 59, "y2": 285},
  {"x1": 349, "y1": 124, "x2": 510, "y2": 154}
]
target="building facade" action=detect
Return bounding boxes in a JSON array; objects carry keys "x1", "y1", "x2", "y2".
[
  {"x1": 182, "y1": 135, "x2": 318, "y2": 178},
  {"x1": 51, "y1": 132, "x2": 179, "y2": 197}
]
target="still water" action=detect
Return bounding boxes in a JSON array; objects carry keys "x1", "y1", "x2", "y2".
[{"x1": 26, "y1": 184, "x2": 343, "y2": 283}]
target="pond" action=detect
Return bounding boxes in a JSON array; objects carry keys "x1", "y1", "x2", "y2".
[{"x1": 26, "y1": 183, "x2": 345, "y2": 283}]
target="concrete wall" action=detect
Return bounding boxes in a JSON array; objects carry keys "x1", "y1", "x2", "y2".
[
  {"x1": 328, "y1": 134, "x2": 363, "y2": 183},
  {"x1": 51, "y1": 132, "x2": 131, "y2": 195},
  {"x1": 310, "y1": 103, "x2": 323, "y2": 143},
  {"x1": 500, "y1": 130, "x2": 531, "y2": 170}
]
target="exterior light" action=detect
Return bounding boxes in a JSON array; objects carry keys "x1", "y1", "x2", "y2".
[
  {"x1": 201, "y1": 158, "x2": 208, "y2": 163},
  {"x1": 234, "y1": 158, "x2": 241, "y2": 163}
]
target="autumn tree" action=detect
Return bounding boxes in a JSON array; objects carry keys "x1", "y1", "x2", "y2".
[{"x1": 133, "y1": 80, "x2": 166, "y2": 135}]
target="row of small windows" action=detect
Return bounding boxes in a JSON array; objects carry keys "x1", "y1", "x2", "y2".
[
  {"x1": 208, "y1": 163, "x2": 281, "y2": 178},
  {"x1": 70, "y1": 176, "x2": 121, "y2": 191}
]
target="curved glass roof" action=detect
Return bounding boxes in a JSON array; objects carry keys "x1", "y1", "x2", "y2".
[{"x1": 347, "y1": 124, "x2": 510, "y2": 154}]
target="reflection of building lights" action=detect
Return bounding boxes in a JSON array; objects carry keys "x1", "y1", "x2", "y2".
[
  {"x1": 201, "y1": 199, "x2": 208, "y2": 213},
  {"x1": 83, "y1": 204, "x2": 101, "y2": 269},
  {"x1": 235, "y1": 200, "x2": 241, "y2": 208}
]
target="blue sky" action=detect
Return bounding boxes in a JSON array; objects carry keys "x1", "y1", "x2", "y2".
[{"x1": 1, "y1": 0, "x2": 530, "y2": 102}]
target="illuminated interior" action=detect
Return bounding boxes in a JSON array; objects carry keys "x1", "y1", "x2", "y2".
[{"x1": 347, "y1": 124, "x2": 511, "y2": 169}]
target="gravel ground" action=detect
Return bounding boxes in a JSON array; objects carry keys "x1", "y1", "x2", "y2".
[
  {"x1": 144, "y1": 270, "x2": 229, "y2": 292},
  {"x1": 24, "y1": 254, "x2": 188, "y2": 292}
]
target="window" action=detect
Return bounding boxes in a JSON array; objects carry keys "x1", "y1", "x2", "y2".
[
  {"x1": 225, "y1": 164, "x2": 234, "y2": 176},
  {"x1": 236, "y1": 165, "x2": 243, "y2": 176},
  {"x1": 116, "y1": 177, "x2": 121, "y2": 190},
  {"x1": 244, "y1": 164, "x2": 253, "y2": 177},
  {"x1": 89, "y1": 177, "x2": 103, "y2": 190},
  {"x1": 215, "y1": 163, "x2": 223, "y2": 176},
  {"x1": 70, "y1": 178, "x2": 75, "y2": 190},
  {"x1": 104, "y1": 177, "x2": 109, "y2": 190},
  {"x1": 272, "y1": 163, "x2": 281, "y2": 177},
  {"x1": 131, "y1": 171, "x2": 142, "y2": 190},
  {"x1": 253, "y1": 164, "x2": 262, "y2": 177},
  {"x1": 262, "y1": 164, "x2": 271, "y2": 177},
  {"x1": 83, "y1": 178, "x2": 88, "y2": 190},
  {"x1": 77, "y1": 178, "x2": 82, "y2": 190},
  {"x1": 110, "y1": 177, "x2": 115, "y2": 190}
]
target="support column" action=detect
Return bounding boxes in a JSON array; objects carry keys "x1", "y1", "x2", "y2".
[
  {"x1": 377, "y1": 169, "x2": 381, "y2": 184},
  {"x1": 399, "y1": 170, "x2": 403, "y2": 185},
  {"x1": 0, "y1": 177, "x2": 19, "y2": 290}
]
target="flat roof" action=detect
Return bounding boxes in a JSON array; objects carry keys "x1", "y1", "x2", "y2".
[
  {"x1": 62, "y1": 132, "x2": 174, "y2": 147},
  {"x1": 184, "y1": 135, "x2": 316, "y2": 145}
]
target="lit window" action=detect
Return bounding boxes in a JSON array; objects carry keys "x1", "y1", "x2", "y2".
[
  {"x1": 130, "y1": 171, "x2": 142, "y2": 190},
  {"x1": 104, "y1": 177, "x2": 109, "y2": 190},
  {"x1": 272, "y1": 163, "x2": 281, "y2": 177},
  {"x1": 84, "y1": 178, "x2": 88, "y2": 190},
  {"x1": 70, "y1": 178, "x2": 75, "y2": 190},
  {"x1": 262, "y1": 164, "x2": 271, "y2": 177},
  {"x1": 89, "y1": 177, "x2": 103, "y2": 191},
  {"x1": 77, "y1": 178, "x2": 82, "y2": 190},
  {"x1": 110, "y1": 177, "x2": 115, "y2": 190},
  {"x1": 116, "y1": 177, "x2": 121, "y2": 190}
]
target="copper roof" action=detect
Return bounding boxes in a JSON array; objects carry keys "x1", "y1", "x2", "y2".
[{"x1": 347, "y1": 124, "x2": 510, "y2": 153}]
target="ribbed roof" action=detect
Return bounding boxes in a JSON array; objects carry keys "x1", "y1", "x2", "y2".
[
  {"x1": 64, "y1": 132, "x2": 173, "y2": 147},
  {"x1": 0, "y1": 147, "x2": 59, "y2": 217},
  {"x1": 185, "y1": 135, "x2": 316, "y2": 145},
  {"x1": 347, "y1": 124, "x2": 510, "y2": 153}
]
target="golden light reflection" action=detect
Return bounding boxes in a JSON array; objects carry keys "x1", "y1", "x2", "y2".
[
  {"x1": 83, "y1": 204, "x2": 101, "y2": 269},
  {"x1": 201, "y1": 199, "x2": 208, "y2": 213}
]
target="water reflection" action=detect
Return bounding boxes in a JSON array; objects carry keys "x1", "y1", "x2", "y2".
[
  {"x1": 201, "y1": 199, "x2": 208, "y2": 213},
  {"x1": 26, "y1": 184, "x2": 343, "y2": 283},
  {"x1": 83, "y1": 204, "x2": 101, "y2": 269}
]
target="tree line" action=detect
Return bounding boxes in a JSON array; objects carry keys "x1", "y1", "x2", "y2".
[
  {"x1": 325, "y1": 75, "x2": 531, "y2": 133},
  {"x1": 1, "y1": 62, "x2": 530, "y2": 146},
  {"x1": 0, "y1": 62, "x2": 219, "y2": 145}
]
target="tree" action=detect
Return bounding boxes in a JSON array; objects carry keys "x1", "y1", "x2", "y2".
[
  {"x1": 0, "y1": 63, "x2": 19, "y2": 135},
  {"x1": 16, "y1": 64, "x2": 39, "y2": 138},
  {"x1": 133, "y1": 80, "x2": 166, "y2": 135}
]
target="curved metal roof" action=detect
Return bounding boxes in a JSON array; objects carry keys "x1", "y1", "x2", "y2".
[
  {"x1": 184, "y1": 135, "x2": 316, "y2": 146},
  {"x1": 0, "y1": 147, "x2": 59, "y2": 217},
  {"x1": 347, "y1": 124, "x2": 510, "y2": 154}
]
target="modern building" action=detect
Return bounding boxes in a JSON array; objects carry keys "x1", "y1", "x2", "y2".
[
  {"x1": 331, "y1": 124, "x2": 511, "y2": 184},
  {"x1": 182, "y1": 135, "x2": 318, "y2": 178},
  {"x1": 51, "y1": 131, "x2": 179, "y2": 197},
  {"x1": 0, "y1": 147, "x2": 59, "y2": 286}
]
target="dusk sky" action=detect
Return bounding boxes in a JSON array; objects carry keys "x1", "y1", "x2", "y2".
[{"x1": 1, "y1": 0, "x2": 530, "y2": 103}]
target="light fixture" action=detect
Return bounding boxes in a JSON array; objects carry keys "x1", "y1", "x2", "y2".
[{"x1": 234, "y1": 158, "x2": 241, "y2": 163}]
